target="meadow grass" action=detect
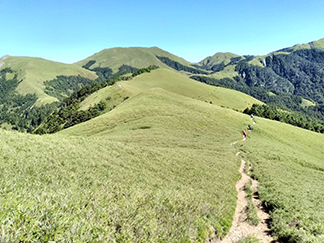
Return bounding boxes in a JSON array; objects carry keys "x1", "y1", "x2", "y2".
[
  {"x1": 237, "y1": 116, "x2": 324, "y2": 242},
  {"x1": 79, "y1": 83, "x2": 132, "y2": 111},
  {"x1": 2, "y1": 74, "x2": 324, "y2": 241},
  {"x1": 0, "y1": 89, "x2": 256, "y2": 242},
  {"x1": 80, "y1": 68, "x2": 262, "y2": 112},
  {"x1": 1, "y1": 56, "x2": 97, "y2": 104}
]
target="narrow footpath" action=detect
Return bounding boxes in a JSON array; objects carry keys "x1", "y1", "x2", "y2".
[{"x1": 213, "y1": 136, "x2": 275, "y2": 242}]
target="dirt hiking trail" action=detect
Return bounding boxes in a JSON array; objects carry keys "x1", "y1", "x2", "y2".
[{"x1": 213, "y1": 135, "x2": 275, "y2": 242}]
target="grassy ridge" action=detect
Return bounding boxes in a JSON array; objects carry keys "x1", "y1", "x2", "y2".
[
  {"x1": 0, "y1": 56, "x2": 97, "y2": 104},
  {"x1": 199, "y1": 52, "x2": 240, "y2": 67},
  {"x1": 0, "y1": 88, "x2": 254, "y2": 241},
  {"x1": 80, "y1": 68, "x2": 262, "y2": 112},
  {"x1": 310, "y1": 38, "x2": 324, "y2": 50},
  {"x1": 238, "y1": 117, "x2": 324, "y2": 241},
  {"x1": 75, "y1": 47, "x2": 193, "y2": 73}
]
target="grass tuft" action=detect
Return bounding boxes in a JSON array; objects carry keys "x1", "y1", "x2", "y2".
[
  {"x1": 244, "y1": 181, "x2": 260, "y2": 226},
  {"x1": 237, "y1": 235, "x2": 260, "y2": 243}
]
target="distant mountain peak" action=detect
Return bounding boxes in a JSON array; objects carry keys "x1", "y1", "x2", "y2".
[
  {"x1": 75, "y1": 46, "x2": 193, "y2": 72},
  {"x1": 0, "y1": 54, "x2": 9, "y2": 60},
  {"x1": 198, "y1": 52, "x2": 240, "y2": 69}
]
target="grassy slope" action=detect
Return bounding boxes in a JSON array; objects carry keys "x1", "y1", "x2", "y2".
[
  {"x1": 301, "y1": 98, "x2": 315, "y2": 107},
  {"x1": 75, "y1": 47, "x2": 193, "y2": 72},
  {"x1": 68, "y1": 88, "x2": 324, "y2": 241},
  {"x1": 1, "y1": 88, "x2": 252, "y2": 242},
  {"x1": 1, "y1": 84, "x2": 324, "y2": 241},
  {"x1": 79, "y1": 82, "x2": 132, "y2": 111},
  {"x1": 199, "y1": 65, "x2": 239, "y2": 80},
  {"x1": 272, "y1": 38, "x2": 324, "y2": 53},
  {"x1": 0, "y1": 56, "x2": 97, "y2": 104},
  {"x1": 80, "y1": 68, "x2": 262, "y2": 111},
  {"x1": 237, "y1": 117, "x2": 324, "y2": 241},
  {"x1": 199, "y1": 52, "x2": 240, "y2": 67},
  {"x1": 310, "y1": 38, "x2": 324, "y2": 50}
]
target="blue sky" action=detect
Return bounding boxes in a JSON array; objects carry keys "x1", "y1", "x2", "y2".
[{"x1": 2, "y1": 0, "x2": 324, "y2": 63}]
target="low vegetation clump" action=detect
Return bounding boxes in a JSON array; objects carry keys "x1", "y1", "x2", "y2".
[
  {"x1": 244, "y1": 181, "x2": 260, "y2": 226},
  {"x1": 237, "y1": 236, "x2": 259, "y2": 243}
]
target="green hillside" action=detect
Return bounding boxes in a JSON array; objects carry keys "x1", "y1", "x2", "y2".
[
  {"x1": 75, "y1": 47, "x2": 194, "y2": 73},
  {"x1": 1, "y1": 88, "x2": 249, "y2": 242},
  {"x1": 1, "y1": 40, "x2": 324, "y2": 242},
  {"x1": 239, "y1": 117, "x2": 324, "y2": 242},
  {"x1": 190, "y1": 42, "x2": 324, "y2": 127},
  {"x1": 1, "y1": 80, "x2": 324, "y2": 241},
  {"x1": 0, "y1": 55, "x2": 97, "y2": 104},
  {"x1": 309, "y1": 38, "x2": 324, "y2": 50},
  {"x1": 80, "y1": 68, "x2": 262, "y2": 112},
  {"x1": 274, "y1": 38, "x2": 324, "y2": 53},
  {"x1": 199, "y1": 52, "x2": 240, "y2": 67},
  {"x1": 66, "y1": 88, "x2": 324, "y2": 241}
]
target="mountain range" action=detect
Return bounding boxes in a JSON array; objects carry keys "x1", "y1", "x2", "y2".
[
  {"x1": 1, "y1": 38, "x2": 324, "y2": 133},
  {"x1": 2, "y1": 38, "x2": 324, "y2": 105}
]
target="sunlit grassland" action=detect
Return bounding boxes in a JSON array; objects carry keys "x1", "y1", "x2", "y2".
[
  {"x1": 237, "y1": 117, "x2": 324, "y2": 242},
  {"x1": 207, "y1": 65, "x2": 239, "y2": 80},
  {"x1": 301, "y1": 98, "x2": 315, "y2": 107},
  {"x1": 80, "y1": 68, "x2": 262, "y2": 112},
  {"x1": 310, "y1": 38, "x2": 324, "y2": 50},
  {"x1": 1, "y1": 56, "x2": 97, "y2": 104},
  {"x1": 247, "y1": 56, "x2": 265, "y2": 67},
  {"x1": 75, "y1": 47, "x2": 193, "y2": 73},
  {"x1": 0, "y1": 88, "x2": 255, "y2": 242},
  {"x1": 199, "y1": 52, "x2": 240, "y2": 66},
  {"x1": 79, "y1": 83, "x2": 132, "y2": 111}
]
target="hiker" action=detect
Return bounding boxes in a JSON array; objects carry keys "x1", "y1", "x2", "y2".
[
  {"x1": 248, "y1": 124, "x2": 252, "y2": 131},
  {"x1": 243, "y1": 130, "x2": 247, "y2": 139},
  {"x1": 251, "y1": 113, "x2": 254, "y2": 119}
]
